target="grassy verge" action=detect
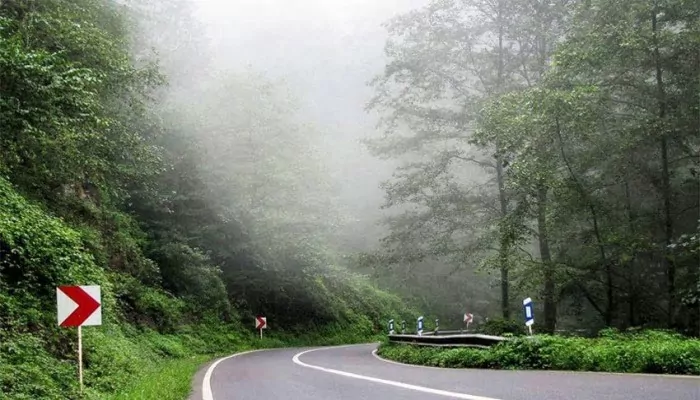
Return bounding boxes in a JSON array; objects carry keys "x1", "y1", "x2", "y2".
[
  {"x1": 0, "y1": 175, "x2": 413, "y2": 400},
  {"x1": 1, "y1": 321, "x2": 382, "y2": 400},
  {"x1": 377, "y1": 330, "x2": 700, "y2": 375},
  {"x1": 106, "y1": 355, "x2": 211, "y2": 400},
  {"x1": 102, "y1": 328, "x2": 384, "y2": 400}
]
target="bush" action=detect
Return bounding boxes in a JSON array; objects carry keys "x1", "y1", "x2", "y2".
[
  {"x1": 477, "y1": 318, "x2": 525, "y2": 337},
  {"x1": 0, "y1": 334, "x2": 79, "y2": 400},
  {"x1": 377, "y1": 330, "x2": 700, "y2": 375}
]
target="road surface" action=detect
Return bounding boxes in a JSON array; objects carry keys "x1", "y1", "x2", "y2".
[{"x1": 190, "y1": 343, "x2": 699, "y2": 400}]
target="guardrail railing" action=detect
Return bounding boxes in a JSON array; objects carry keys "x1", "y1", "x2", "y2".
[
  {"x1": 388, "y1": 333, "x2": 508, "y2": 348},
  {"x1": 420, "y1": 329, "x2": 465, "y2": 336}
]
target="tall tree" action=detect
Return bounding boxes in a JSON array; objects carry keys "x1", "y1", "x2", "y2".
[
  {"x1": 368, "y1": 0, "x2": 569, "y2": 323},
  {"x1": 551, "y1": 0, "x2": 699, "y2": 328}
]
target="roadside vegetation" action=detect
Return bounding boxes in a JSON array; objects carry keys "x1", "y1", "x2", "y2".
[
  {"x1": 378, "y1": 329, "x2": 700, "y2": 375},
  {"x1": 1, "y1": 0, "x2": 698, "y2": 397},
  {"x1": 368, "y1": 0, "x2": 699, "y2": 378},
  {"x1": 0, "y1": 1, "x2": 412, "y2": 399},
  {"x1": 361, "y1": 0, "x2": 700, "y2": 334}
]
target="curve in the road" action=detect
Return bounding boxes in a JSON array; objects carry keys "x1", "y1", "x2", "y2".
[
  {"x1": 196, "y1": 343, "x2": 700, "y2": 400},
  {"x1": 201, "y1": 349, "x2": 269, "y2": 400},
  {"x1": 292, "y1": 346, "x2": 501, "y2": 400}
]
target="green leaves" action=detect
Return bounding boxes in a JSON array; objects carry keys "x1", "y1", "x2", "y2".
[
  {"x1": 371, "y1": 0, "x2": 699, "y2": 331},
  {"x1": 0, "y1": 1, "x2": 164, "y2": 205},
  {"x1": 380, "y1": 330, "x2": 700, "y2": 375}
]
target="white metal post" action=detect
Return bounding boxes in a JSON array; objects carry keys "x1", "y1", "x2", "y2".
[{"x1": 78, "y1": 326, "x2": 83, "y2": 393}]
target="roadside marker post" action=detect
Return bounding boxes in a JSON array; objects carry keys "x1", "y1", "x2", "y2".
[
  {"x1": 255, "y1": 316, "x2": 267, "y2": 339},
  {"x1": 523, "y1": 297, "x2": 534, "y2": 335},
  {"x1": 388, "y1": 319, "x2": 395, "y2": 335},
  {"x1": 434, "y1": 318, "x2": 439, "y2": 335},
  {"x1": 401, "y1": 320, "x2": 406, "y2": 334},
  {"x1": 57, "y1": 285, "x2": 102, "y2": 393},
  {"x1": 417, "y1": 316, "x2": 424, "y2": 336}
]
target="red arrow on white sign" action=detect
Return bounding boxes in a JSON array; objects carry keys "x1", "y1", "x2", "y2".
[
  {"x1": 57, "y1": 285, "x2": 102, "y2": 327},
  {"x1": 255, "y1": 316, "x2": 267, "y2": 330},
  {"x1": 464, "y1": 313, "x2": 473, "y2": 324}
]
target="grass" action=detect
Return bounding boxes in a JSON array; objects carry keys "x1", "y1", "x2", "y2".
[
  {"x1": 377, "y1": 329, "x2": 700, "y2": 375},
  {"x1": 84, "y1": 323, "x2": 383, "y2": 400},
  {"x1": 105, "y1": 355, "x2": 211, "y2": 400}
]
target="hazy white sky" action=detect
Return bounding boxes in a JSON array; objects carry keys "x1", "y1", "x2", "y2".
[
  {"x1": 192, "y1": 0, "x2": 425, "y2": 127},
  {"x1": 189, "y1": 0, "x2": 428, "y2": 217}
]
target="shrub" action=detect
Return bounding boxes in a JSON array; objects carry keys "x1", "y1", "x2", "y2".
[
  {"x1": 378, "y1": 330, "x2": 700, "y2": 375},
  {"x1": 477, "y1": 318, "x2": 526, "y2": 337}
]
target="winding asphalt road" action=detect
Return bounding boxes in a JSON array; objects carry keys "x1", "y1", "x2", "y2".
[{"x1": 189, "y1": 344, "x2": 699, "y2": 400}]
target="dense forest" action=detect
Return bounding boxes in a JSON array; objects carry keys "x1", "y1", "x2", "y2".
[
  {"x1": 362, "y1": 0, "x2": 699, "y2": 333},
  {"x1": 0, "y1": 0, "x2": 698, "y2": 397},
  {"x1": 0, "y1": 1, "x2": 414, "y2": 398}
]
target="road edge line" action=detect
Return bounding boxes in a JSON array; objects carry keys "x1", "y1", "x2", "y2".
[
  {"x1": 292, "y1": 346, "x2": 502, "y2": 400},
  {"x1": 202, "y1": 349, "x2": 268, "y2": 400}
]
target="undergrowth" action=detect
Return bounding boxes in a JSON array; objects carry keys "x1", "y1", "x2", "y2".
[
  {"x1": 0, "y1": 176, "x2": 409, "y2": 399},
  {"x1": 377, "y1": 329, "x2": 700, "y2": 375}
]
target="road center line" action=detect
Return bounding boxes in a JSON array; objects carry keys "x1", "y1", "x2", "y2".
[{"x1": 292, "y1": 347, "x2": 502, "y2": 400}]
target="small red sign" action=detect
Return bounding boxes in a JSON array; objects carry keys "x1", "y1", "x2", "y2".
[
  {"x1": 255, "y1": 316, "x2": 267, "y2": 330},
  {"x1": 464, "y1": 313, "x2": 474, "y2": 324}
]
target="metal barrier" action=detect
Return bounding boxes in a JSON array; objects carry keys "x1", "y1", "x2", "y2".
[
  {"x1": 420, "y1": 329, "x2": 464, "y2": 336},
  {"x1": 388, "y1": 333, "x2": 509, "y2": 348}
]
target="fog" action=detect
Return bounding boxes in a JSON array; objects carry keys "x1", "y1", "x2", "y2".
[
  {"x1": 190, "y1": 0, "x2": 428, "y2": 245},
  {"x1": 194, "y1": 0, "x2": 426, "y2": 129},
  {"x1": 135, "y1": 0, "x2": 499, "y2": 322}
]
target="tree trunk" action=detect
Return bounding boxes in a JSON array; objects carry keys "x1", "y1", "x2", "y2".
[
  {"x1": 536, "y1": 183, "x2": 556, "y2": 333},
  {"x1": 600, "y1": 234, "x2": 614, "y2": 325},
  {"x1": 651, "y1": 10, "x2": 675, "y2": 327},
  {"x1": 554, "y1": 116, "x2": 613, "y2": 326},
  {"x1": 495, "y1": 0, "x2": 510, "y2": 320},
  {"x1": 624, "y1": 181, "x2": 637, "y2": 327},
  {"x1": 496, "y1": 156, "x2": 509, "y2": 319}
]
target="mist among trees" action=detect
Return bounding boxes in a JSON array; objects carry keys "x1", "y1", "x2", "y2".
[
  {"x1": 363, "y1": 0, "x2": 699, "y2": 334},
  {"x1": 0, "y1": 0, "x2": 698, "y2": 397}
]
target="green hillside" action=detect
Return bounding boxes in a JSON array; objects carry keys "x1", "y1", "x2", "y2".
[{"x1": 0, "y1": 1, "x2": 413, "y2": 398}]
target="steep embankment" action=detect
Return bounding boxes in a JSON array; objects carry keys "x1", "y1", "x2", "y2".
[
  {"x1": 0, "y1": 2, "x2": 415, "y2": 398},
  {"x1": 0, "y1": 176, "x2": 412, "y2": 399}
]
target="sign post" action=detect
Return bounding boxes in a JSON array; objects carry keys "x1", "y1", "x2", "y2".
[
  {"x1": 464, "y1": 312, "x2": 474, "y2": 331},
  {"x1": 388, "y1": 319, "x2": 395, "y2": 335},
  {"x1": 78, "y1": 326, "x2": 83, "y2": 391},
  {"x1": 523, "y1": 297, "x2": 534, "y2": 335},
  {"x1": 57, "y1": 285, "x2": 102, "y2": 393},
  {"x1": 417, "y1": 316, "x2": 424, "y2": 336},
  {"x1": 255, "y1": 316, "x2": 267, "y2": 339},
  {"x1": 401, "y1": 320, "x2": 406, "y2": 334}
]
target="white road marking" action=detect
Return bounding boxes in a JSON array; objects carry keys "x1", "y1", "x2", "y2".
[
  {"x1": 292, "y1": 347, "x2": 502, "y2": 400},
  {"x1": 202, "y1": 349, "x2": 267, "y2": 400}
]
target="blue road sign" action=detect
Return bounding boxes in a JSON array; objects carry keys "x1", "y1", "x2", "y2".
[
  {"x1": 523, "y1": 297, "x2": 534, "y2": 326},
  {"x1": 417, "y1": 316, "x2": 424, "y2": 335}
]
